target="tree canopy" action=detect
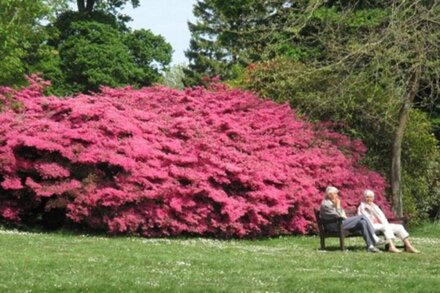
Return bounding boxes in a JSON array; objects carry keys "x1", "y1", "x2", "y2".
[
  {"x1": 187, "y1": 1, "x2": 440, "y2": 219},
  {"x1": 74, "y1": 0, "x2": 139, "y2": 13},
  {"x1": 0, "y1": 0, "x2": 49, "y2": 86},
  {"x1": 0, "y1": 1, "x2": 173, "y2": 95}
]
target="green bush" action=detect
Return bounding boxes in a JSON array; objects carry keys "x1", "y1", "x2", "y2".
[{"x1": 240, "y1": 57, "x2": 440, "y2": 222}]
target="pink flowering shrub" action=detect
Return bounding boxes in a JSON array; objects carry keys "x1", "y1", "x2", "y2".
[{"x1": 0, "y1": 77, "x2": 392, "y2": 237}]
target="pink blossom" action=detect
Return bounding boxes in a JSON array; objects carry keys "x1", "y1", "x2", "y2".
[
  {"x1": 1, "y1": 177, "x2": 23, "y2": 190},
  {"x1": 0, "y1": 206, "x2": 20, "y2": 221},
  {"x1": 35, "y1": 162, "x2": 70, "y2": 179},
  {"x1": 0, "y1": 82, "x2": 391, "y2": 237}
]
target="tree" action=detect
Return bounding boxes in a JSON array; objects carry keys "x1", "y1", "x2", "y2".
[
  {"x1": 0, "y1": 0, "x2": 49, "y2": 86},
  {"x1": 383, "y1": 1, "x2": 440, "y2": 217},
  {"x1": 74, "y1": 0, "x2": 139, "y2": 13},
  {"x1": 124, "y1": 29, "x2": 173, "y2": 86},
  {"x1": 184, "y1": 0, "x2": 289, "y2": 85},
  {"x1": 58, "y1": 21, "x2": 143, "y2": 93},
  {"x1": 52, "y1": 21, "x2": 172, "y2": 94},
  {"x1": 0, "y1": 0, "x2": 172, "y2": 94},
  {"x1": 36, "y1": 5, "x2": 172, "y2": 94},
  {"x1": 185, "y1": 0, "x2": 359, "y2": 85},
  {"x1": 240, "y1": 1, "x2": 440, "y2": 218}
]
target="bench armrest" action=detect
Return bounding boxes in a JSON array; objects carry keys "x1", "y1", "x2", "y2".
[{"x1": 388, "y1": 216, "x2": 407, "y2": 224}]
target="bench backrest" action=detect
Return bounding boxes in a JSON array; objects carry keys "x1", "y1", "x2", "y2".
[{"x1": 314, "y1": 208, "x2": 326, "y2": 235}]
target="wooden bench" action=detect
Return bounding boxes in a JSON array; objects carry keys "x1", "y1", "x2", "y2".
[
  {"x1": 314, "y1": 207, "x2": 406, "y2": 251},
  {"x1": 314, "y1": 208, "x2": 362, "y2": 251}
]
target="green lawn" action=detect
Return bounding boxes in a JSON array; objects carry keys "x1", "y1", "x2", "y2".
[{"x1": 1, "y1": 223, "x2": 439, "y2": 292}]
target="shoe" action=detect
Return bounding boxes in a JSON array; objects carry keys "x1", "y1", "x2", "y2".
[
  {"x1": 375, "y1": 239, "x2": 387, "y2": 247},
  {"x1": 368, "y1": 245, "x2": 382, "y2": 253}
]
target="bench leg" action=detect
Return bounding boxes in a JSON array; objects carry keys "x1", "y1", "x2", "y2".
[
  {"x1": 320, "y1": 235, "x2": 326, "y2": 250},
  {"x1": 339, "y1": 235, "x2": 345, "y2": 251}
]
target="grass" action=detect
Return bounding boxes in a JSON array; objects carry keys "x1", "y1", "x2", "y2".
[{"x1": 0, "y1": 223, "x2": 439, "y2": 292}]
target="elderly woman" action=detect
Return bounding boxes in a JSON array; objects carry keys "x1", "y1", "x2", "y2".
[{"x1": 358, "y1": 189, "x2": 419, "y2": 253}]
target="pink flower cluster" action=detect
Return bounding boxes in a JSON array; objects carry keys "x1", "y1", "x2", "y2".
[{"x1": 0, "y1": 78, "x2": 391, "y2": 237}]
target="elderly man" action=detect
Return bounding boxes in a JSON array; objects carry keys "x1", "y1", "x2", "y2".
[{"x1": 320, "y1": 186, "x2": 384, "y2": 253}]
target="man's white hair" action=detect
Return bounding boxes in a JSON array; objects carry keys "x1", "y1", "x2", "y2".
[
  {"x1": 364, "y1": 189, "x2": 375, "y2": 198},
  {"x1": 325, "y1": 186, "x2": 339, "y2": 196}
]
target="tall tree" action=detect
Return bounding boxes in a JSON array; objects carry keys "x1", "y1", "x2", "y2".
[
  {"x1": 74, "y1": 0, "x2": 139, "y2": 13},
  {"x1": 35, "y1": 1, "x2": 172, "y2": 95},
  {"x1": 184, "y1": 0, "x2": 293, "y2": 85},
  {"x1": 49, "y1": 21, "x2": 172, "y2": 94},
  {"x1": 58, "y1": 21, "x2": 143, "y2": 93},
  {"x1": 185, "y1": 0, "x2": 360, "y2": 85},
  {"x1": 240, "y1": 0, "x2": 440, "y2": 218},
  {"x1": 384, "y1": 1, "x2": 439, "y2": 217},
  {"x1": 124, "y1": 29, "x2": 173, "y2": 86},
  {"x1": 0, "y1": 0, "x2": 49, "y2": 86}
]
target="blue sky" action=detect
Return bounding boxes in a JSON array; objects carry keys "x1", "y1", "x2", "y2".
[{"x1": 122, "y1": 0, "x2": 198, "y2": 65}]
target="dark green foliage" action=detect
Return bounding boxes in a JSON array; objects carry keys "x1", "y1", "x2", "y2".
[
  {"x1": 124, "y1": 29, "x2": 173, "y2": 86},
  {"x1": 36, "y1": 11, "x2": 172, "y2": 95},
  {"x1": 57, "y1": 21, "x2": 143, "y2": 93},
  {"x1": 402, "y1": 111, "x2": 440, "y2": 221},
  {"x1": 184, "y1": 0, "x2": 390, "y2": 85},
  {"x1": 52, "y1": 10, "x2": 121, "y2": 41},
  {"x1": 72, "y1": 0, "x2": 140, "y2": 29},
  {"x1": 1, "y1": 2, "x2": 172, "y2": 96},
  {"x1": 184, "y1": 0, "x2": 286, "y2": 85}
]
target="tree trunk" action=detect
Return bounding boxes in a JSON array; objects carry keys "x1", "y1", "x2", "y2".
[
  {"x1": 86, "y1": 0, "x2": 96, "y2": 12},
  {"x1": 391, "y1": 66, "x2": 421, "y2": 217},
  {"x1": 77, "y1": 0, "x2": 96, "y2": 12},
  {"x1": 77, "y1": 0, "x2": 85, "y2": 12}
]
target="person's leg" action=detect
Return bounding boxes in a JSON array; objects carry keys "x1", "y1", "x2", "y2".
[
  {"x1": 388, "y1": 223, "x2": 419, "y2": 252},
  {"x1": 342, "y1": 215, "x2": 364, "y2": 230},
  {"x1": 361, "y1": 217, "x2": 378, "y2": 246},
  {"x1": 362, "y1": 215, "x2": 382, "y2": 243},
  {"x1": 403, "y1": 238, "x2": 419, "y2": 253},
  {"x1": 373, "y1": 223, "x2": 386, "y2": 235},
  {"x1": 402, "y1": 236, "x2": 419, "y2": 253},
  {"x1": 357, "y1": 219, "x2": 382, "y2": 252},
  {"x1": 348, "y1": 216, "x2": 376, "y2": 247},
  {"x1": 390, "y1": 223, "x2": 409, "y2": 240},
  {"x1": 342, "y1": 215, "x2": 381, "y2": 251},
  {"x1": 376, "y1": 224, "x2": 401, "y2": 252},
  {"x1": 375, "y1": 224, "x2": 396, "y2": 240}
]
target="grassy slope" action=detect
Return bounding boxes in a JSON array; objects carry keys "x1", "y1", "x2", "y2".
[{"x1": 0, "y1": 223, "x2": 439, "y2": 292}]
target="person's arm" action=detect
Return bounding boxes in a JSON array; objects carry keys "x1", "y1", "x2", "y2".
[
  {"x1": 358, "y1": 202, "x2": 374, "y2": 223},
  {"x1": 373, "y1": 203, "x2": 389, "y2": 225},
  {"x1": 320, "y1": 200, "x2": 345, "y2": 220},
  {"x1": 358, "y1": 202, "x2": 367, "y2": 216},
  {"x1": 334, "y1": 196, "x2": 347, "y2": 219}
]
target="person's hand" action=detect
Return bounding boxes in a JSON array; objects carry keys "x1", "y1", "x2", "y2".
[
  {"x1": 341, "y1": 210, "x2": 347, "y2": 219},
  {"x1": 334, "y1": 196, "x2": 341, "y2": 209}
]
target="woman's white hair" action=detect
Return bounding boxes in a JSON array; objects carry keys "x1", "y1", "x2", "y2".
[
  {"x1": 325, "y1": 186, "x2": 339, "y2": 197},
  {"x1": 364, "y1": 189, "x2": 375, "y2": 198}
]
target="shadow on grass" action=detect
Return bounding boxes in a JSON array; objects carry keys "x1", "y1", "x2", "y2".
[{"x1": 319, "y1": 245, "x2": 367, "y2": 252}]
